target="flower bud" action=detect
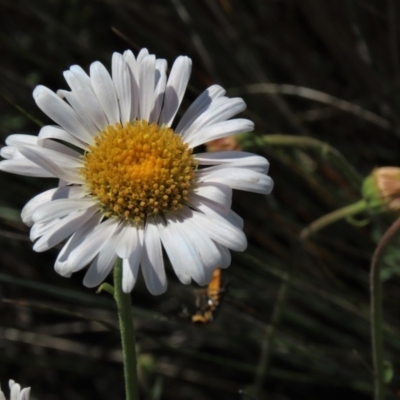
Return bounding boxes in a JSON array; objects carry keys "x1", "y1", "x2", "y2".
[{"x1": 362, "y1": 167, "x2": 400, "y2": 213}]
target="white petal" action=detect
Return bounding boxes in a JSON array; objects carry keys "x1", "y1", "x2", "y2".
[
  {"x1": 157, "y1": 214, "x2": 220, "y2": 286},
  {"x1": 190, "y1": 198, "x2": 243, "y2": 229},
  {"x1": 64, "y1": 69, "x2": 108, "y2": 131},
  {"x1": 32, "y1": 198, "x2": 95, "y2": 223},
  {"x1": 159, "y1": 56, "x2": 192, "y2": 127},
  {"x1": 33, "y1": 85, "x2": 93, "y2": 143},
  {"x1": 137, "y1": 48, "x2": 149, "y2": 64},
  {"x1": 149, "y1": 59, "x2": 167, "y2": 123},
  {"x1": 38, "y1": 125, "x2": 87, "y2": 150},
  {"x1": 155, "y1": 59, "x2": 167, "y2": 86},
  {"x1": 19, "y1": 142, "x2": 82, "y2": 168},
  {"x1": 33, "y1": 206, "x2": 98, "y2": 252},
  {"x1": 190, "y1": 192, "x2": 230, "y2": 215},
  {"x1": 175, "y1": 84, "x2": 226, "y2": 133},
  {"x1": 112, "y1": 53, "x2": 131, "y2": 125},
  {"x1": 1, "y1": 139, "x2": 51, "y2": 174},
  {"x1": 227, "y1": 209, "x2": 244, "y2": 229},
  {"x1": 196, "y1": 150, "x2": 267, "y2": 165},
  {"x1": 2, "y1": 144, "x2": 30, "y2": 160},
  {"x1": 57, "y1": 89, "x2": 99, "y2": 136},
  {"x1": 214, "y1": 242, "x2": 231, "y2": 268},
  {"x1": 20, "y1": 388, "x2": 31, "y2": 400},
  {"x1": 5, "y1": 134, "x2": 37, "y2": 147},
  {"x1": 83, "y1": 233, "x2": 119, "y2": 288},
  {"x1": 176, "y1": 217, "x2": 221, "y2": 284},
  {"x1": 115, "y1": 223, "x2": 138, "y2": 259},
  {"x1": 0, "y1": 146, "x2": 14, "y2": 159},
  {"x1": 123, "y1": 50, "x2": 139, "y2": 121},
  {"x1": 0, "y1": 159, "x2": 55, "y2": 177},
  {"x1": 67, "y1": 218, "x2": 120, "y2": 273},
  {"x1": 70, "y1": 65, "x2": 91, "y2": 84},
  {"x1": 14, "y1": 139, "x2": 83, "y2": 168},
  {"x1": 2, "y1": 147, "x2": 25, "y2": 160},
  {"x1": 138, "y1": 55, "x2": 156, "y2": 121},
  {"x1": 10, "y1": 382, "x2": 21, "y2": 400},
  {"x1": 141, "y1": 217, "x2": 167, "y2": 295},
  {"x1": 184, "y1": 208, "x2": 247, "y2": 251},
  {"x1": 155, "y1": 215, "x2": 192, "y2": 285},
  {"x1": 181, "y1": 97, "x2": 246, "y2": 141},
  {"x1": 90, "y1": 61, "x2": 120, "y2": 125},
  {"x1": 122, "y1": 227, "x2": 143, "y2": 293},
  {"x1": 21, "y1": 186, "x2": 86, "y2": 226},
  {"x1": 195, "y1": 151, "x2": 270, "y2": 173},
  {"x1": 41, "y1": 138, "x2": 83, "y2": 159},
  {"x1": 196, "y1": 167, "x2": 274, "y2": 194},
  {"x1": 122, "y1": 258, "x2": 135, "y2": 293},
  {"x1": 18, "y1": 145, "x2": 84, "y2": 184},
  {"x1": 193, "y1": 182, "x2": 232, "y2": 209},
  {"x1": 186, "y1": 119, "x2": 254, "y2": 148},
  {"x1": 30, "y1": 219, "x2": 59, "y2": 242},
  {"x1": 54, "y1": 212, "x2": 103, "y2": 277}
]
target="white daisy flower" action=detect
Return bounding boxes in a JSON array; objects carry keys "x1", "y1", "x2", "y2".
[
  {"x1": 0, "y1": 380, "x2": 30, "y2": 400},
  {"x1": 0, "y1": 49, "x2": 273, "y2": 295}
]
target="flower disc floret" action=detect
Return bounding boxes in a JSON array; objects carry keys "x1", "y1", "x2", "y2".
[{"x1": 81, "y1": 120, "x2": 197, "y2": 222}]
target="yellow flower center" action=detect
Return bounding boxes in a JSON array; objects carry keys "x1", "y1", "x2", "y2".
[{"x1": 81, "y1": 120, "x2": 197, "y2": 222}]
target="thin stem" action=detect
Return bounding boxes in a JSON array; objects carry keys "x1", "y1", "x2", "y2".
[
  {"x1": 0, "y1": 92, "x2": 44, "y2": 127},
  {"x1": 241, "y1": 134, "x2": 363, "y2": 191},
  {"x1": 370, "y1": 216, "x2": 400, "y2": 400},
  {"x1": 300, "y1": 199, "x2": 368, "y2": 241},
  {"x1": 253, "y1": 246, "x2": 296, "y2": 396},
  {"x1": 231, "y1": 85, "x2": 391, "y2": 131},
  {"x1": 371, "y1": 258, "x2": 385, "y2": 400},
  {"x1": 113, "y1": 258, "x2": 139, "y2": 400}
]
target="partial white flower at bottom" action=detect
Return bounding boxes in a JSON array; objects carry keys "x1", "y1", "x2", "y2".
[
  {"x1": 0, "y1": 380, "x2": 30, "y2": 400},
  {"x1": 0, "y1": 48, "x2": 274, "y2": 295}
]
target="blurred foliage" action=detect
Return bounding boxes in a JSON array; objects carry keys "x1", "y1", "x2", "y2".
[{"x1": 1, "y1": 0, "x2": 400, "y2": 399}]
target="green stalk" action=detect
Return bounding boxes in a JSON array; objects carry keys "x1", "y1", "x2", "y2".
[
  {"x1": 371, "y1": 253, "x2": 385, "y2": 400},
  {"x1": 113, "y1": 258, "x2": 139, "y2": 400},
  {"x1": 370, "y1": 216, "x2": 400, "y2": 400},
  {"x1": 300, "y1": 199, "x2": 368, "y2": 240}
]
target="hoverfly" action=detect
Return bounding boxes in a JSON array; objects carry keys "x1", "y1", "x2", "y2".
[{"x1": 191, "y1": 268, "x2": 223, "y2": 323}]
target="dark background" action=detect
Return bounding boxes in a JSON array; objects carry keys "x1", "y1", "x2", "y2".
[{"x1": 1, "y1": 1, "x2": 400, "y2": 399}]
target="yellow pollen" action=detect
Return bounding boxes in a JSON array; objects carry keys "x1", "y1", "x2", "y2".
[{"x1": 81, "y1": 120, "x2": 197, "y2": 222}]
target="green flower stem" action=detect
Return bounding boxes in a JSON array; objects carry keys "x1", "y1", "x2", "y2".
[
  {"x1": 240, "y1": 134, "x2": 363, "y2": 191},
  {"x1": 113, "y1": 258, "x2": 139, "y2": 400},
  {"x1": 371, "y1": 254, "x2": 385, "y2": 400},
  {"x1": 370, "y1": 216, "x2": 400, "y2": 400},
  {"x1": 300, "y1": 199, "x2": 368, "y2": 241}
]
